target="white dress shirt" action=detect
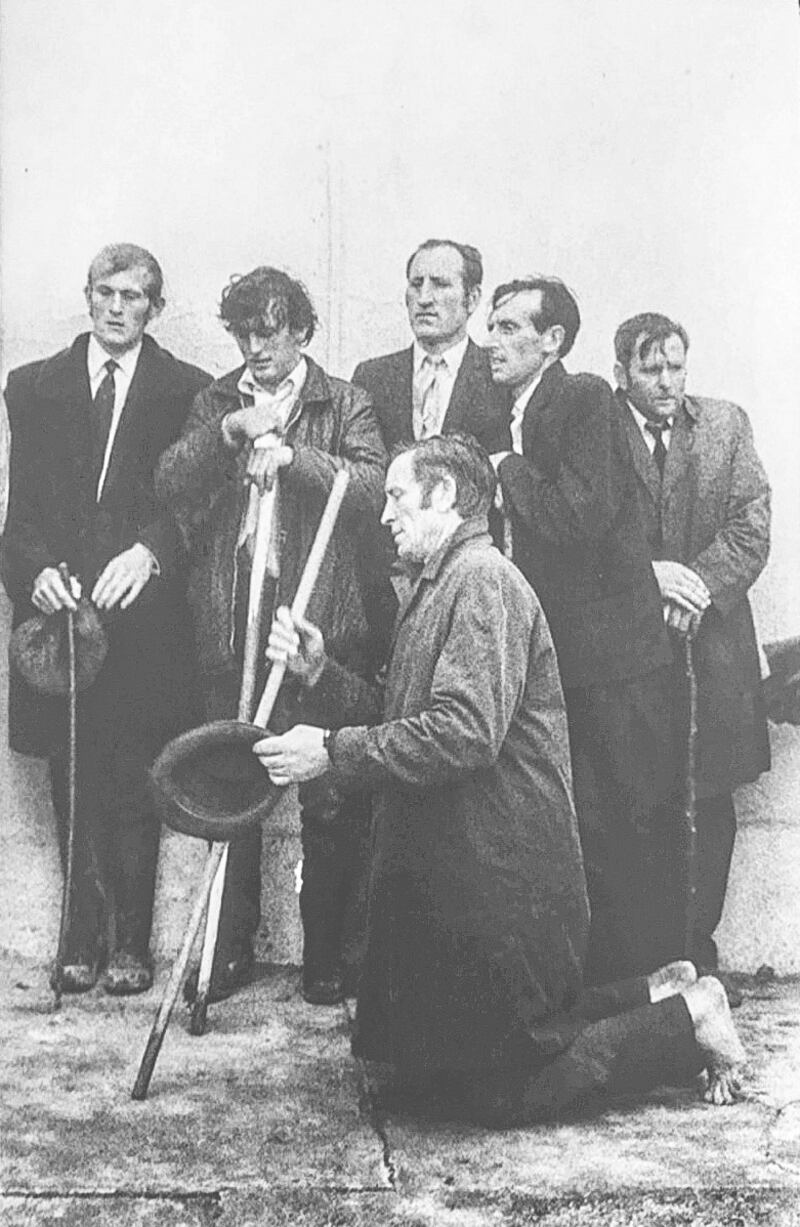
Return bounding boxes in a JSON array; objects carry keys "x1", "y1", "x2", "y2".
[
  {"x1": 411, "y1": 335, "x2": 469, "y2": 439},
  {"x1": 87, "y1": 335, "x2": 143, "y2": 500}
]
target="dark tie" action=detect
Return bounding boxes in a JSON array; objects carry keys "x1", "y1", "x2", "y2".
[
  {"x1": 645, "y1": 421, "x2": 668, "y2": 478},
  {"x1": 91, "y1": 358, "x2": 118, "y2": 487}
]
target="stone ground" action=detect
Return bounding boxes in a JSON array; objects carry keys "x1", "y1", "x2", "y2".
[{"x1": 1, "y1": 952, "x2": 799, "y2": 1226}]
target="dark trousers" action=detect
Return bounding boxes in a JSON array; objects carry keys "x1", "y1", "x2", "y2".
[
  {"x1": 218, "y1": 780, "x2": 372, "y2": 986},
  {"x1": 566, "y1": 669, "x2": 686, "y2": 986},
  {"x1": 468, "y1": 978, "x2": 702, "y2": 1127},
  {"x1": 49, "y1": 686, "x2": 162, "y2": 965},
  {"x1": 689, "y1": 793, "x2": 737, "y2": 971}
]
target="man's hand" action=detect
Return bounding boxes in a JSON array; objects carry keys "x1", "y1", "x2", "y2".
[
  {"x1": 663, "y1": 599, "x2": 701, "y2": 638},
  {"x1": 253, "y1": 724, "x2": 329, "y2": 785},
  {"x1": 31, "y1": 566, "x2": 81, "y2": 615},
  {"x1": 91, "y1": 543, "x2": 156, "y2": 611},
  {"x1": 222, "y1": 403, "x2": 287, "y2": 445},
  {"x1": 266, "y1": 606, "x2": 326, "y2": 686},
  {"x1": 246, "y1": 443, "x2": 293, "y2": 494},
  {"x1": 652, "y1": 560, "x2": 711, "y2": 615}
]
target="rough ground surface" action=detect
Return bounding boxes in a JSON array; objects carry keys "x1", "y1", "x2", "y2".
[{"x1": 1, "y1": 953, "x2": 798, "y2": 1225}]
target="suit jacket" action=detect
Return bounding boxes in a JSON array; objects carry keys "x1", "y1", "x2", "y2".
[
  {"x1": 617, "y1": 390, "x2": 771, "y2": 795},
  {"x1": 2, "y1": 332, "x2": 212, "y2": 754},
  {"x1": 497, "y1": 361, "x2": 672, "y2": 691},
  {"x1": 352, "y1": 338, "x2": 509, "y2": 454}
]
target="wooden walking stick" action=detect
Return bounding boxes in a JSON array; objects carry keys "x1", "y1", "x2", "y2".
[
  {"x1": 189, "y1": 478, "x2": 278, "y2": 1036},
  {"x1": 51, "y1": 564, "x2": 78, "y2": 1007},
  {"x1": 682, "y1": 624, "x2": 699, "y2": 960},
  {"x1": 132, "y1": 468, "x2": 350, "y2": 1100}
]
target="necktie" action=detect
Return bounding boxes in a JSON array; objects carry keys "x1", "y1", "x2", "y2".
[
  {"x1": 645, "y1": 421, "x2": 668, "y2": 478},
  {"x1": 91, "y1": 358, "x2": 118, "y2": 486},
  {"x1": 419, "y1": 356, "x2": 446, "y2": 439}
]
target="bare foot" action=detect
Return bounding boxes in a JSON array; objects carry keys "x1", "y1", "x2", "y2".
[
  {"x1": 648, "y1": 959, "x2": 698, "y2": 1003},
  {"x1": 684, "y1": 976, "x2": 747, "y2": 1105}
]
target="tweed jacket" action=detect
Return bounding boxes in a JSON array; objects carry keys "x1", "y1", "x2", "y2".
[
  {"x1": 617, "y1": 390, "x2": 771, "y2": 794},
  {"x1": 497, "y1": 361, "x2": 672, "y2": 691},
  {"x1": 1, "y1": 333, "x2": 211, "y2": 754},
  {"x1": 352, "y1": 338, "x2": 510, "y2": 454},
  {"x1": 155, "y1": 358, "x2": 386, "y2": 684},
  {"x1": 305, "y1": 517, "x2": 589, "y2": 1074}
]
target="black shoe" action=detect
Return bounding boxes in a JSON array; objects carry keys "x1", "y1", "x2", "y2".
[
  {"x1": 52, "y1": 962, "x2": 99, "y2": 994},
  {"x1": 302, "y1": 974, "x2": 345, "y2": 1006},
  {"x1": 183, "y1": 941, "x2": 255, "y2": 1005},
  {"x1": 102, "y1": 952, "x2": 154, "y2": 996}
]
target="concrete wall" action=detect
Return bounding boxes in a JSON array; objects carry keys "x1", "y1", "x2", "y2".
[{"x1": 1, "y1": 0, "x2": 798, "y2": 971}]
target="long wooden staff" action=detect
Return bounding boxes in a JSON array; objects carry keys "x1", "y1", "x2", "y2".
[
  {"x1": 189, "y1": 478, "x2": 278, "y2": 1036},
  {"x1": 683, "y1": 626, "x2": 699, "y2": 959},
  {"x1": 51, "y1": 564, "x2": 78, "y2": 1007},
  {"x1": 132, "y1": 468, "x2": 349, "y2": 1100}
]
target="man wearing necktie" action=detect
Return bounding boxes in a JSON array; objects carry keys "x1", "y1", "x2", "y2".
[
  {"x1": 1, "y1": 243, "x2": 211, "y2": 994},
  {"x1": 487, "y1": 276, "x2": 680, "y2": 985},
  {"x1": 613, "y1": 313, "x2": 771, "y2": 975},
  {"x1": 157, "y1": 266, "x2": 385, "y2": 1006}
]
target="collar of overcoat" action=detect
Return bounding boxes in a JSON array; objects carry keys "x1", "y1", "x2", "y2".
[
  {"x1": 392, "y1": 515, "x2": 491, "y2": 629},
  {"x1": 211, "y1": 355, "x2": 337, "y2": 419}
]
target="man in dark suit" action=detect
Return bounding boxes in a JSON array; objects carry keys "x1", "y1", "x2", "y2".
[
  {"x1": 1, "y1": 243, "x2": 211, "y2": 995},
  {"x1": 352, "y1": 238, "x2": 508, "y2": 453},
  {"x1": 613, "y1": 312, "x2": 771, "y2": 974},
  {"x1": 487, "y1": 277, "x2": 680, "y2": 985}
]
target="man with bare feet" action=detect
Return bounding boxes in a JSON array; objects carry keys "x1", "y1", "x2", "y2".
[{"x1": 254, "y1": 434, "x2": 746, "y2": 1126}]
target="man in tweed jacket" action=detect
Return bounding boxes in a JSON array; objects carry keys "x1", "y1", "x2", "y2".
[{"x1": 613, "y1": 312, "x2": 771, "y2": 973}]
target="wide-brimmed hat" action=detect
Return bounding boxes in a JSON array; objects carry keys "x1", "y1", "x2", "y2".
[
  {"x1": 10, "y1": 600, "x2": 108, "y2": 695},
  {"x1": 149, "y1": 719, "x2": 282, "y2": 841}
]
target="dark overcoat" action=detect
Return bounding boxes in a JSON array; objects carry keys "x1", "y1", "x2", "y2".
[
  {"x1": 311, "y1": 519, "x2": 590, "y2": 1075},
  {"x1": 616, "y1": 391, "x2": 771, "y2": 796},
  {"x1": 1, "y1": 333, "x2": 211, "y2": 755}
]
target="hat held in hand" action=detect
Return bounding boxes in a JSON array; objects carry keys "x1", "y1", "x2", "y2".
[{"x1": 10, "y1": 598, "x2": 109, "y2": 695}]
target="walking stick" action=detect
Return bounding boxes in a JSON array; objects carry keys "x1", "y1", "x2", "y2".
[
  {"x1": 189, "y1": 480, "x2": 278, "y2": 1036},
  {"x1": 132, "y1": 469, "x2": 350, "y2": 1100},
  {"x1": 682, "y1": 625, "x2": 699, "y2": 960},
  {"x1": 51, "y1": 564, "x2": 78, "y2": 1007}
]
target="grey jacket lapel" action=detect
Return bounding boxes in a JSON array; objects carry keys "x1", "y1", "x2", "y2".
[{"x1": 617, "y1": 391, "x2": 661, "y2": 507}]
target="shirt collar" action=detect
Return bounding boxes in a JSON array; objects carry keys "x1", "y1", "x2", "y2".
[
  {"x1": 237, "y1": 356, "x2": 308, "y2": 401},
  {"x1": 627, "y1": 398, "x2": 674, "y2": 434},
  {"x1": 412, "y1": 335, "x2": 469, "y2": 377},
  {"x1": 87, "y1": 334, "x2": 142, "y2": 381}
]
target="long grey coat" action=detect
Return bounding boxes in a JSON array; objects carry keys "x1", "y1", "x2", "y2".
[
  {"x1": 617, "y1": 391, "x2": 771, "y2": 796},
  {"x1": 311, "y1": 519, "x2": 590, "y2": 1075}
]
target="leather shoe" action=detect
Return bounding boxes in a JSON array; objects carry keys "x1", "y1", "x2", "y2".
[
  {"x1": 302, "y1": 975, "x2": 344, "y2": 1006},
  {"x1": 52, "y1": 963, "x2": 98, "y2": 994},
  {"x1": 102, "y1": 953, "x2": 153, "y2": 996},
  {"x1": 183, "y1": 941, "x2": 255, "y2": 1005}
]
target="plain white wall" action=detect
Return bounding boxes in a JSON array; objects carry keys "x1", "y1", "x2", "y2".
[{"x1": 1, "y1": 0, "x2": 798, "y2": 642}]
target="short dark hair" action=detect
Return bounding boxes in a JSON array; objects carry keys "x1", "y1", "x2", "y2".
[
  {"x1": 490, "y1": 276, "x2": 581, "y2": 358},
  {"x1": 614, "y1": 313, "x2": 690, "y2": 372},
  {"x1": 86, "y1": 243, "x2": 164, "y2": 304},
  {"x1": 219, "y1": 266, "x2": 317, "y2": 343},
  {"x1": 396, "y1": 432, "x2": 497, "y2": 518},
  {"x1": 405, "y1": 239, "x2": 483, "y2": 298}
]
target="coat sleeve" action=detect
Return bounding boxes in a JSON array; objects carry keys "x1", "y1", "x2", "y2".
[
  {"x1": 329, "y1": 568, "x2": 532, "y2": 790},
  {"x1": 0, "y1": 374, "x2": 60, "y2": 602},
  {"x1": 497, "y1": 376, "x2": 623, "y2": 548},
  {"x1": 691, "y1": 408, "x2": 771, "y2": 619},
  {"x1": 285, "y1": 384, "x2": 386, "y2": 519}
]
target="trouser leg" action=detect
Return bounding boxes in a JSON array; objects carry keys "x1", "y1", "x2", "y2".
[
  {"x1": 217, "y1": 823, "x2": 263, "y2": 956},
  {"x1": 470, "y1": 995, "x2": 703, "y2": 1128},
  {"x1": 299, "y1": 780, "x2": 371, "y2": 987},
  {"x1": 690, "y1": 793, "x2": 736, "y2": 970},
  {"x1": 49, "y1": 746, "x2": 107, "y2": 965}
]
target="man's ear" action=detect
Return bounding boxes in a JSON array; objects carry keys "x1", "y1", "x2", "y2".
[
  {"x1": 545, "y1": 324, "x2": 565, "y2": 357},
  {"x1": 431, "y1": 473, "x2": 458, "y2": 513},
  {"x1": 614, "y1": 361, "x2": 629, "y2": 391},
  {"x1": 146, "y1": 296, "x2": 165, "y2": 325},
  {"x1": 465, "y1": 285, "x2": 481, "y2": 318}
]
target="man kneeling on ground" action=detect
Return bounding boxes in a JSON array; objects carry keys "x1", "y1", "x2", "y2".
[{"x1": 254, "y1": 433, "x2": 745, "y2": 1126}]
